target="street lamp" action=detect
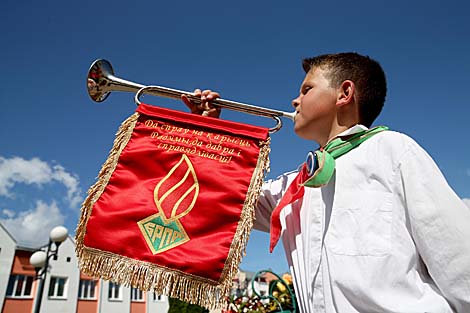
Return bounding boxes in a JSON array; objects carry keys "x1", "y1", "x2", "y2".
[{"x1": 29, "y1": 226, "x2": 68, "y2": 313}]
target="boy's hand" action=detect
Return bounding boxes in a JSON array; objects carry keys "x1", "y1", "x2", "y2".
[{"x1": 181, "y1": 89, "x2": 221, "y2": 118}]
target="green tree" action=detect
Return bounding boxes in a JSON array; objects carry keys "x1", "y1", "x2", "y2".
[{"x1": 168, "y1": 297, "x2": 209, "y2": 313}]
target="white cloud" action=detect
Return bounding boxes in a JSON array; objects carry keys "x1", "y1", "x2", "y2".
[
  {"x1": 51, "y1": 164, "x2": 82, "y2": 207},
  {"x1": 0, "y1": 156, "x2": 82, "y2": 208},
  {"x1": 463, "y1": 198, "x2": 470, "y2": 209},
  {"x1": 0, "y1": 200, "x2": 65, "y2": 247},
  {"x1": 2, "y1": 209, "x2": 16, "y2": 218}
]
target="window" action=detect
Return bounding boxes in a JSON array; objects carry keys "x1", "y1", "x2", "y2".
[
  {"x1": 6, "y1": 275, "x2": 34, "y2": 298},
  {"x1": 78, "y1": 279, "x2": 97, "y2": 300},
  {"x1": 108, "y1": 282, "x2": 122, "y2": 301},
  {"x1": 153, "y1": 293, "x2": 165, "y2": 302},
  {"x1": 131, "y1": 287, "x2": 144, "y2": 302},
  {"x1": 48, "y1": 277, "x2": 67, "y2": 299}
]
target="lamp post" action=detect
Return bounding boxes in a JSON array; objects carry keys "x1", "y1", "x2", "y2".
[{"x1": 29, "y1": 226, "x2": 68, "y2": 313}]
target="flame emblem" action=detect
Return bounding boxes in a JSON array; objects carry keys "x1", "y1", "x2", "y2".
[
  {"x1": 154, "y1": 154, "x2": 199, "y2": 221},
  {"x1": 138, "y1": 154, "x2": 197, "y2": 254}
]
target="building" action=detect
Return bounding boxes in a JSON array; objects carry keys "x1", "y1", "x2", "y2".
[
  {"x1": 1, "y1": 222, "x2": 289, "y2": 313},
  {"x1": 0, "y1": 224, "x2": 16, "y2": 311},
  {"x1": 0, "y1": 223, "x2": 169, "y2": 313}
]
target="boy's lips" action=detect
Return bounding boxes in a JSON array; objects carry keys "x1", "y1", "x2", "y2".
[{"x1": 293, "y1": 111, "x2": 299, "y2": 123}]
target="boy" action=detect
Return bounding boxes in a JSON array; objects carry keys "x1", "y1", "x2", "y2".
[{"x1": 182, "y1": 52, "x2": 470, "y2": 312}]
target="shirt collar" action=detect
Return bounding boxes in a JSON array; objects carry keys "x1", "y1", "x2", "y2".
[
  {"x1": 337, "y1": 124, "x2": 368, "y2": 137},
  {"x1": 325, "y1": 124, "x2": 369, "y2": 145}
]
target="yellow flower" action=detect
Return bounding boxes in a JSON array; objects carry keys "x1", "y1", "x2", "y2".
[
  {"x1": 276, "y1": 282, "x2": 286, "y2": 292},
  {"x1": 282, "y1": 273, "x2": 293, "y2": 285}
]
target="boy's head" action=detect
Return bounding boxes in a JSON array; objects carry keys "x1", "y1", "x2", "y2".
[{"x1": 301, "y1": 52, "x2": 387, "y2": 128}]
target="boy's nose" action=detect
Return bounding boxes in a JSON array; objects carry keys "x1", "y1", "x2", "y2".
[{"x1": 292, "y1": 96, "x2": 300, "y2": 109}]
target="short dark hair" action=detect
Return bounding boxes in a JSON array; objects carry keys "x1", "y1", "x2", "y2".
[{"x1": 302, "y1": 52, "x2": 387, "y2": 127}]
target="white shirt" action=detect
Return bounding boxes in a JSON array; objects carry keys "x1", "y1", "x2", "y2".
[{"x1": 254, "y1": 127, "x2": 470, "y2": 313}]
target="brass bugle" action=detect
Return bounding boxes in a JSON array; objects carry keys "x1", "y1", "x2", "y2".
[{"x1": 86, "y1": 59, "x2": 296, "y2": 132}]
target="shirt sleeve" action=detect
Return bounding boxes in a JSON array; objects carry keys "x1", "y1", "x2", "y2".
[
  {"x1": 400, "y1": 139, "x2": 470, "y2": 312},
  {"x1": 253, "y1": 171, "x2": 298, "y2": 233}
]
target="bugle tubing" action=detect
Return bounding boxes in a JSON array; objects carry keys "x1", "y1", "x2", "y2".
[{"x1": 87, "y1": 59, "x2": 296, "y2": 132}]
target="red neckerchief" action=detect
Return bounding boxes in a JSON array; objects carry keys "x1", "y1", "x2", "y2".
[{"x1": 269, "y1": 164, "x2": 308, "y2": 252}]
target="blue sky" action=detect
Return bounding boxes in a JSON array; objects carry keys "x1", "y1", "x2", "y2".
[{"x1": 1, "y1": 0, "x2": 469, "y2": 274}]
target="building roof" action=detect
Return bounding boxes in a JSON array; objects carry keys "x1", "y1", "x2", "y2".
[
  {"x1": 0, "y1": 221, "x2": 76, "y2": 252},
  {"x1": 0, "y1": 222, "x2": 17, "y2": 244}
]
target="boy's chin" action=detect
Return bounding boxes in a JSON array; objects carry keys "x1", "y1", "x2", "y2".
[
  {"x1": 294, "y1": 127, "x2": 315, "y2": 141},
  {"x1": 294, "y1": 125, "x2": 323, "y2": 143}
]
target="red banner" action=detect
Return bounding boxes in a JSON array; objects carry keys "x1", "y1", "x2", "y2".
[{"x1": 76, "y1": 103, "x2": 270, "y2": 309}]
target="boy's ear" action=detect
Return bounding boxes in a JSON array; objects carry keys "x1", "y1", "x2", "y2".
[{"x1": 336, "y1": 80, "x2": 355, "y2": 107}]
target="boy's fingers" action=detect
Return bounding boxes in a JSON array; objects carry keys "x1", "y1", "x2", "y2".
[
  {"x1": 206, "y1": 91, "x2": 221, "y2": 100},
  {"x1": 201, "y1": 89, "x2": 220, "y2": 100},
  {"x1": 181, "y1": 94, "x2": 189, "y2": 105},
  {"x1": 182, "y1": 88, "x2": 222, "y2": 118},
  {"x1": 202, "y1": 107, "x2": 221, "y2": 118},
  {"x1": 181, "y1": 94, "x2": 199, "y2": 113}
]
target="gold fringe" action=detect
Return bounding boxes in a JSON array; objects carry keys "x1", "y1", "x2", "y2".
[
  {"x1": 219, "y1": 137, "x2": 271, "y2": 289},
  {"x1": 75, "y1": 112, "x2": 271, "y2": 309},
  {"x1": 78, "y1": 247, "x2": 223, "y2": 308}
]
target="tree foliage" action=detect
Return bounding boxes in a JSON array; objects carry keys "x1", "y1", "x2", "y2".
[{"x1": 168, "y1": 297, "x2": 209, "y2": 313}]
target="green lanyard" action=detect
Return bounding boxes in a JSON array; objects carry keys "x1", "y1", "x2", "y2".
[{"x1": 303, "y1": 126, "x2": 389, "y2": 187}]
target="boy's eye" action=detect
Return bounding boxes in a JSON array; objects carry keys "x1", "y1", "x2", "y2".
[{"x1": 303, "y1": 87, "x2": 312, "y2": 94}]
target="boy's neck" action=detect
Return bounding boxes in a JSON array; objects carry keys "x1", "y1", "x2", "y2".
[
  {"x1": 320, "y1": 101, "x2": 361, "y2": 147},
  {"x1": 321, "y1": 124, "x2": 366, "y2": 147}
]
